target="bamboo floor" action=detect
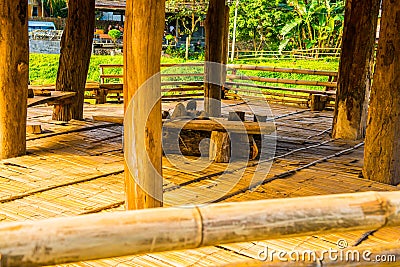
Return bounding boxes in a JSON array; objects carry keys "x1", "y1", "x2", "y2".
[{"x1": 1, "y1": 100, "x2": 399, "y2": 266}]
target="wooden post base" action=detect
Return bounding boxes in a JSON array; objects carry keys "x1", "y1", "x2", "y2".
[
  {"x1": 95, "y1": 89, "x2": 107, "y2": 104},
  {"x1": 209, "y1": 131, "x2": 230, "y2": 163},
  {"x1": 27, "y1": 124, "x2": 42, "y2": 134},
  {"x1": 310, "y1": 94, "x2": 328, "y2": 111}
]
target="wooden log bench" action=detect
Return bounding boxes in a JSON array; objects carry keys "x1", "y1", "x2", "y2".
[{"x1": 93, "y1": 114, "x2": 275, "y2": 162}]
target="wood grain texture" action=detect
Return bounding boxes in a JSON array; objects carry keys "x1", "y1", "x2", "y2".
[
  {"x1": 1, "y1": 191, "x2": 400, "y2": 266},
  {"x1": 332, "y1": 0, "x2": 380, "y2": 140},
  {"x1": 363, "y1": 0, "x2": 400, "y2": 185},
  {"x1": 0, "y1": 0, "x2": 29, "y2": 159},
  {"x1": 204, "y1": 0, "x2": 227, "y2": 117},
  {"x1": 123, "y1": 0, "x2": 165, "y2": 209},
  {"x1": 209, "y1": 131, "x2": 230, "y2": 162},
  {"x1": 52, "y1": 0, "x2": 95, "y2": 121}
]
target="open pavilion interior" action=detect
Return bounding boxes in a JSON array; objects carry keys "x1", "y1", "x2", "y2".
[{"x1": 0, "y1": 0, "x2": 399, "y2": 266}]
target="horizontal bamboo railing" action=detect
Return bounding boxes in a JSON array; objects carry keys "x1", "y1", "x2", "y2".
[
  {"x1": 226, "y1": 74, "x2": 336, "y2": 88},
  {"x1": 227, "y1": 64, "x2": 338, "y2": 77},
  {"x1": 233, "y1": 48, "x2": 342, "y2": 60},
  {"x1": 96, "y1": 63, "x2": 337, "y2": 106},
  {"x1": 1, "y1": 191, "x2": 400, "y2": 267}
]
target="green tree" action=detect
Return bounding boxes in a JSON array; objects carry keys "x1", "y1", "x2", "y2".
[
  {"x1": 108, "y1": 29, "x2": 121, "y2": 48},
  {"x1": 231, "y1": 0, "x2": 293, "y2": 52},
  {"x1": 167, "y1": 0, "x2": 208, "y2": 59}
]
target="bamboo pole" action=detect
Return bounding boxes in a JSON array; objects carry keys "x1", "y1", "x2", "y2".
[
  {"x1": 1, "y1": 192, "x2": 400, "y2": 267},
  {"x1": 225, "y1": 81, "x2": 337, "y2": 95},
  {"x1": 227, "y1": 74, "x2": 337, "y2": 88},
  {"x1": 228, "y1": 64, "x2": 338, "y2": 77},
  {"x1": 230, "y1": 0, "x2": 239, "y2": 62}
]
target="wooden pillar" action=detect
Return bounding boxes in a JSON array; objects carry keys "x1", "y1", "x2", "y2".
[
  {"x1": 363, "y1": 0, "x2": 400, "y2": 185},
  {"x1": 204, "y1": 0, "x2": 228, "y2": 117},
  {"x1": 332, "y1": 0, "x2": 380, "y2": 140},
  {"x1": 52, "y1": 0, "x2": 95, "y2": 121},
  {"x1": 221, "y1": 5, "x2": 230, "y2": 99},
  {"x1": 123, "y1": 0, "x2": 165, "y2": 209},
  {"x1": 0, "y1": 0, "x2": 29, "y2": 159}
]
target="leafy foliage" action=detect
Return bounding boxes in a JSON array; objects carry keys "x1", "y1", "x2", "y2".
[
  {"x1": 231, "y1": 0, "x2": 294, "y2": 51},
  {"x1": 279, "y1": 0, "x2": 345, "y2": 51},
  {"x1": 166, "y1": 0, "x2": 208, "y2": 59},
  {"x1": 167, "y1": 0, "x2": 207, "y2": 36},
  {"x1": 231, "y1": 0, "x2": 344, "y2": 52},
  {"x1": 108, "y1": 29, "x2": 121, "y2": 43}
]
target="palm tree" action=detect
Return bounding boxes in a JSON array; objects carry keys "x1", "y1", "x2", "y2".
[{"x1": 279, "y1": 0, "x2": 344, "y2": 53}]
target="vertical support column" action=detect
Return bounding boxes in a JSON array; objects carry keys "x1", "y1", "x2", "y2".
[
  {"x1": 53, "y1": 0, "x2": 96, "y2": 121},
  {"x1": 124, "y1": 0, "x2": 165, "y2": 209},
  {"x1": 0, "y1": 0, "x2": 29, "y2": 159},
  {"x1": 363, "y1": 0, "x2": 400, "y2": 185},
  {"x1": 204, "y1": 0, "x2": 228, "y2": 117},
  {"x1": 332, "y1": 0, "x2": 380, "y2": 140}
]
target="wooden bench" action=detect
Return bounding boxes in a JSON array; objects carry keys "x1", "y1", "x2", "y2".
[
  {"x1": 29, "y1": 83, "x2": 108, "y2": 105},
  {"x1": 28, "y1": 91, "x2": 76, "y2": 108}
]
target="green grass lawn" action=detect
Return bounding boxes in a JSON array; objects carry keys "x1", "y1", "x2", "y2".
[{"x1": 29, "y1": 54, "x2": 339, "y2": 86}]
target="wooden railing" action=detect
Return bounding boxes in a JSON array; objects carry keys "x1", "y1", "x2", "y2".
[
  {"x1": 97, "y1": 63, "x2": 337, "y2": 109},
  {"x1": 233, "y1": 48, "x2": 342, "y2": 60},
  {"x1": 98, "y1": 63, "x2": 205, "y2": 103},
  {"x1": 226, "y1": 64, "x2": 337, "y2": 108}
]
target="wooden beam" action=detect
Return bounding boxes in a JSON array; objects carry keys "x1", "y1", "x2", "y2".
[
  {"x1": 123, "y1": 0, "x2": 165, "y2": 209},
  {"x1": 363, "y1": 0, "x2": 400, "y2": 185},
  {"x1": 1, "y1": 191, "x2": 400, "y2": 266},
  {"x1": 332, "y1": 0, "x2": 380, "y2": 140},
  {"x1": 204, "y1": 0, "x2": 227, "y2": 117},
  {"x1": 0, "y1": 0, "x2": 29, "y2": 159}
]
